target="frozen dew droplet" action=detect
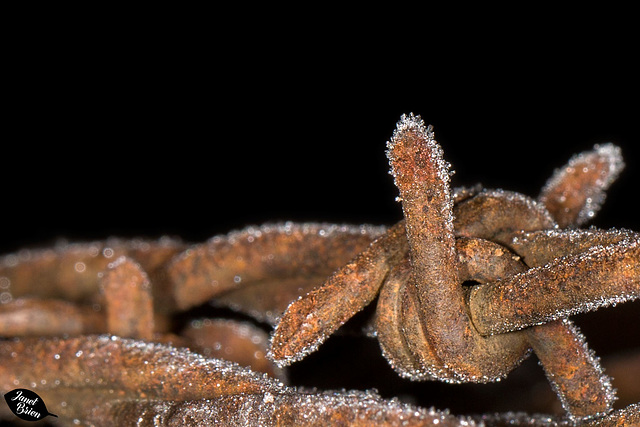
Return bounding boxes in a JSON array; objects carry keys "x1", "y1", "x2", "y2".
[
  {"x1": 0, "y1": 292, "x2": 12, "y2": 304},
  {"x1": 0, "y1": 277, "x2": 10, "y2": 289}
]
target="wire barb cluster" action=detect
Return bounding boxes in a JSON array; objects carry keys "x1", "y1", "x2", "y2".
[{"x1": 269, "y1": 114, "x2": 639, "y2": 423}]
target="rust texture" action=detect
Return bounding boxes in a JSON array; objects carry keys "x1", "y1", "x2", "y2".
[
  {"x1": 0, "y1": 298, "x2": 105, "y2": 336},
  {"x1": 0, "y1": 113, "x2": 638, "y2": 425},
  {"x1": 168, "y1": 223, "x2": 384, "y2": 315},
  {"x1": 101, "y1": 256, "x2": 154, "y2": 340},
  {"x1": 181, "y1": 318, "x2": 286, "y2": 381},
  {"x1": 538, "y1": 143, "x2": 623, "y2": 228},
  {"x1": 268, "y1": 221, "x2": 408, "y2": 365}
]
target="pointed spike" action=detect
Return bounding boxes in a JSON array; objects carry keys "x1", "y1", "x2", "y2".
[
  {"x1": 527, "y1": 318, "x2": 616, "y2": 420},
  {"x1": 539, "y1": 143, "x2": 625, "y2": 227},
  {"x1": 268, "y1": 222, "x2": 408, "y2": 366}
]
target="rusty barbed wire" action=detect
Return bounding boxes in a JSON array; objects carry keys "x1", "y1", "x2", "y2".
[
  {"x1": 269, "y1": 114, "x2": 640, "y2": 423},
  {"x1": 0, "y1": 114, "x2": 638, "y2": 426}
]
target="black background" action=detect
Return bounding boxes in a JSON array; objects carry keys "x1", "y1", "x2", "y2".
[
  {"x1": 3, "y1": 25, "x2": 639, "y2": 417},
  {"x1": 3, "y1": 58, "x2": 638, "y2": 252}
]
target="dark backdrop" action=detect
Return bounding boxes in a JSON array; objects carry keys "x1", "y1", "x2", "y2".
[{"x1": 3, "y1": 70, "x2": 638, "y2": 252}]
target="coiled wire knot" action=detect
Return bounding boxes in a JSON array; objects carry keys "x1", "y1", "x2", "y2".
[{"x1": 270, "y1": 114, "x2": 640, "y2": 421}]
